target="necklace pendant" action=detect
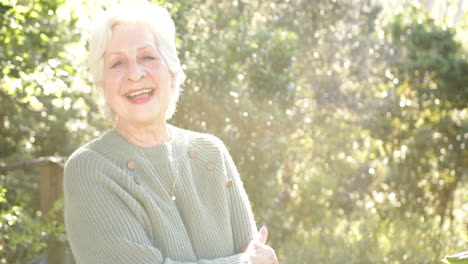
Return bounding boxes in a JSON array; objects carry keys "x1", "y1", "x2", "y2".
[{"x1": 171, "y1": 195, "x2": 176, "y2": 201}]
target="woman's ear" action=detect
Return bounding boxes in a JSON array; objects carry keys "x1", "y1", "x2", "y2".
[
  {"x1": 96, "y1": 81, "x2": 108, "y2": 102},
  {"x1": 97, "y1": 79, "x2": 105, "y2": 89},
  {"x1": 98, "y1": 81, "x2": 107, "y2": 94},
  {"x1": 171, "y1": 75, "x2": 176, "y2": 89}
]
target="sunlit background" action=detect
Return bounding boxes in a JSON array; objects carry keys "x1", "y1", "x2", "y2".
[{"x1": 1, "y1": 0, "x2": 467, "y2": 263}]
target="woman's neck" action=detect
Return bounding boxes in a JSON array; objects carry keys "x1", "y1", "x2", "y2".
[{"x1": 114, "y1": 120, "x2": 171, "y2": 147}]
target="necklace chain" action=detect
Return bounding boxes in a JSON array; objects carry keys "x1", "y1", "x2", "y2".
[{"x1": 136, "y1": 131, "x2": 179, "y2": 201}]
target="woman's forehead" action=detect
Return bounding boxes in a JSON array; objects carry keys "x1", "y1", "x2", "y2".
[
  {"x1": 105, "y1": 43, "x2": 158, "y2": 57},
  {"x1": 106, "y1": 23, "x2": 157, "y2": 51}
]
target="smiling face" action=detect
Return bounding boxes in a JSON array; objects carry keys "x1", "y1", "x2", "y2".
[{"x1": 102, "y1": 22, "x2": 173, "y2": 127}]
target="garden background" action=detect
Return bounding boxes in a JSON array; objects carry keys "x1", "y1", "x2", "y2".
[{"x1": 0, "y1": 0, "x2": 467, "y2": 263}]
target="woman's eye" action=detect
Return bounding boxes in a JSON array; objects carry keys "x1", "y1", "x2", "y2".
[
  {"x1": 143, "y1": 56, "x2": 156, "y2": 60},
  {"x1": 111, "y1": 61, "x2": 123, "y2": 68}
]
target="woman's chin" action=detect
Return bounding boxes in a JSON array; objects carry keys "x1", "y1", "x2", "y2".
[{"x1": 118, "y1": 112, "x2": 165, "y2": 126}]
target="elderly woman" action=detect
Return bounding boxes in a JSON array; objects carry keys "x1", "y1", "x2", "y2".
[{"x1": 63, "y1": 2, "x2": 278, "y2": 264}]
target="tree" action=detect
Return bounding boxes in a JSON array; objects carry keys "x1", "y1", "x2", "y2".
[{"x1": 0, "y1": 0, "x2": 101, "y2": 262}]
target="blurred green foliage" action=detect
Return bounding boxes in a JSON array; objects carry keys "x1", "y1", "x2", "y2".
[
  {"x1": 442, "y1": 231, "x2": 468, "y2": 264},
  {"x1": 0, "y1": 0, "x2": 466, "y2": 263}
]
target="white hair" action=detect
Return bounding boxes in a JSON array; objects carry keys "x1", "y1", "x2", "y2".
[{"x1": 87, "y1": 1, "x2": 186, "y2": 120}]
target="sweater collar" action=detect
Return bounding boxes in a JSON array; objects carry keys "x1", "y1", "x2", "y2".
[{"x1": 100, "y1": 124, "x2": 189, "y2": 162}]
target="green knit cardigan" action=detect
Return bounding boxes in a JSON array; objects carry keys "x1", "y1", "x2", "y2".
[{"x1": 64, "y1": 125, "x2": 257, "y2": 264}]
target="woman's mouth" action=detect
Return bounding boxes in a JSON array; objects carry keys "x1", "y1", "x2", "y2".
[{"x1": 124, "y1": 88, "x2": 155, "y2": 104}]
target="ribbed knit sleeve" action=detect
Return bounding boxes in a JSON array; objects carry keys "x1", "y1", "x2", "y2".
[
  {"x1": 219, "y1": 142, "x2": 258, "y2": 253},
  {"x1": 64, "y1": 148, "x2": 160, "y2": 263},
  {"x1": 64, "y1": 127, "x2": 256, "y2": 264}
]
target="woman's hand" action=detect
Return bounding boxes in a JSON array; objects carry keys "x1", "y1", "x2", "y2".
[{"x1": 243, "y1": 226, "x2": 279, "y2": 264}]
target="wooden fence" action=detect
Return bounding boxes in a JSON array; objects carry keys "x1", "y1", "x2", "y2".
[{"x1": 0, "y1": 156, "x2": 74, "y2": 264}]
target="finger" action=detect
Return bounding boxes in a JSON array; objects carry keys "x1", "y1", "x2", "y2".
[
  {"x1": 256, "y1": 226, "x2": 268, "y2": 244},
  {"x1": 260, "y1": 245, "x2": 279, "y2": 264},
  {"x1": 253, "y1": 241, "x2": 264, "y2": 249},
  {"x1": 242, "y1": 240, "x2": 251, "y2": 253},
  {"x1": 254, "y1": 252, "x2": 276, "y2": 264},
  {"x1": 251, "y1": 245, "x2": 276, "y2": 263}
]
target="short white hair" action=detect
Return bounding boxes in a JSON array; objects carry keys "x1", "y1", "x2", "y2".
[{"x1": 87, "y1": 1, "x2": 185, "y2": 120}]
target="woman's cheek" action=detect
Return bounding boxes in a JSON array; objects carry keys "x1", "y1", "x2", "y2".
[{"x1": 107, "y1": 72, "x2": 124, "y2": 87}]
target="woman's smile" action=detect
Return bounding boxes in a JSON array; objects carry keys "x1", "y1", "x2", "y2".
[{"x1": 124, "y1": 88, "x2": 155, "y2": 104}]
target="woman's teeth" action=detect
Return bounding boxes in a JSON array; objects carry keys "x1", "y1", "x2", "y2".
[{"x1": 126, "y1": 89, "x2": 153, "y2": 99}]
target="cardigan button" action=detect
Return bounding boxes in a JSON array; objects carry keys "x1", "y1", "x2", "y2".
[
  {"x1": 188, "y1": 150, "x2": 197, "y2": 158},
  {"x1": 127, "y1": 160, "x2": 137, "y2": 170},
  {"x1": 134, "y1": 175, "x2": 140, "y2": 185},
  {"x1": 226, "y1": 179, "x2": 233, "y2": 188},
  {"x1": 206, "y1": 161, "x2": 215, "y2": 170}
]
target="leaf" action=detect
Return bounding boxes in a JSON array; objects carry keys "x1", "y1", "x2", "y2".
[
  {"x1": 443, "y1": 251, "x2": 468, "y2": 264},
  {"x1": 460, "y1": 229, "x2": 468, "y2": 242}
]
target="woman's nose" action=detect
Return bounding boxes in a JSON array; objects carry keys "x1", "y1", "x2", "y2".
[{"x1": 127, "y1": 60, "x2": 146, "y2": 81}]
